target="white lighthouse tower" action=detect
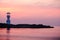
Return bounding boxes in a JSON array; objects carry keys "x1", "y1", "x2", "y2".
[{"x1": 6, "y1": 12, "x2": 11, "y2": 24}]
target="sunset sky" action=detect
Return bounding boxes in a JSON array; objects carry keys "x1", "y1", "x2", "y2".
[{"x1": 0, "y1": 0, "x2": 60, "y2": 26}]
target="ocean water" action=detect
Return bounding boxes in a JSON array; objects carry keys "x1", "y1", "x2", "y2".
[{"x1": 0, "y1": 26, "x2": 60, "y2": 40}]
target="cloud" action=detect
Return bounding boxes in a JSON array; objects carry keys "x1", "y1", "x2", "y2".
[
  {"x1": 0, "y1": 0, "x2": 34, "y2": 5},
  {"x1": 52, "y1": 0, "x2": 60, "y2": 8},
  {"x1": 35, "y1": 0, "x2": 60, "y2": 8},
  {"x1": 0, "y1": 0, "x2": 60, "y2": 8}
]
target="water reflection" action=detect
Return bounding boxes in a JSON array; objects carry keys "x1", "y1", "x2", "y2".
[
  {"x1": 0, "y1": 27, "x2": 60, "y2": 40},
  {"x1": 6, "y1": 30, "x2": 10, "y2": 40}
]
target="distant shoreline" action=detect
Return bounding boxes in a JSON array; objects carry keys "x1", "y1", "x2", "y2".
[{"x1": 0, "y1": 23, "x2": 54, "y2": 28}]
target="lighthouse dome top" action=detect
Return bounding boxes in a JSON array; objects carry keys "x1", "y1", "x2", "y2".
[{"x1": 7, "y1": 12, "x2": 10, "y2": 14}]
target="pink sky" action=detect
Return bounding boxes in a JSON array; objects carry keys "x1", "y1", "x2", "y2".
[{"x1": 0, "y1": 0, "x2": 60, "y2": 26}]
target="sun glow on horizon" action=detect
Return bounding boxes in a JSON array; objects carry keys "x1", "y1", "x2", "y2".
[{"x1": 0, "y1": 7, "x2": 17, "y2": 12}]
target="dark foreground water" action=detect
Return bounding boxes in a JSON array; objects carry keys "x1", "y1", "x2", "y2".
[{"x1": 0, "y1": 26, "x2": 60, "y2": 40}]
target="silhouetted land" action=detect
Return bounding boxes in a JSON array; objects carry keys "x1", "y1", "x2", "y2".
[{"x1": 0, "y1": 23, "x2": 54, "y2": 28}]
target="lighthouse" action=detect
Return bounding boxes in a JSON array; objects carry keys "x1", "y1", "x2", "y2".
[
  {"x1": 6, "y1": 12, "x2": 11, "y2": 24},
  {"x1": 6, "y1": 12, "x2": 11, "y2": 30}
]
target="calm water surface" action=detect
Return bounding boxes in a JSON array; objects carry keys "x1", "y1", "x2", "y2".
[{"x1": 0, "y1": 26, "x2": 60, "y2": 40}]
